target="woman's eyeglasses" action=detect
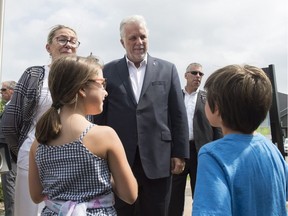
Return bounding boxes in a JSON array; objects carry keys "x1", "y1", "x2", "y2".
[
  {"x1": 55, "y1": 36, "x2": 80, "y2": 48},
  {"x1": 87, "y1": 78, "x2": 107, "y2": 90},
  {"x1": 187, "y1": 71, "x2": 204, "y2": 76}
]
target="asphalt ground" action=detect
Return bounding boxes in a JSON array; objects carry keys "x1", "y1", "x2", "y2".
[{"x1": 184, "y1": 181, "x2": 192, "y2": 215}]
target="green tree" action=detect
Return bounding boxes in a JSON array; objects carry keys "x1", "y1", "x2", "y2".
[{"x1": 0, "y1": 99, "x2": 6, "y2": 113}]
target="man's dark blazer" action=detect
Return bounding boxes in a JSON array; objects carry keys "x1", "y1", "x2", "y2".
[
  {"x1": 0, "y1": 109, "x2": 13, "y2": 169},
  {"x1": 94, "y1": 54, "x2": 189, "y2": 179},
  {"x1": 191, "y1": 90, "x2": 222, "y2": 151}
]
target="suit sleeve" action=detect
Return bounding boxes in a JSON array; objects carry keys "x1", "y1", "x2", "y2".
[
  {"x1": 2, "y1": 67, "x2": 40, "y2": 157},
  {"x1": 2, "y1": 85, "x2": 25, "y2": 157},
  {"x1": 169, "y1": 64, "x2": 189, "y2": 158}
]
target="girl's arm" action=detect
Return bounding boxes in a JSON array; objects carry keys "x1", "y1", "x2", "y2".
[
  {"x1": 28, "y1": 140, "x2": 45, "y2": 203},
  {"x1": 106, "y1": 127, "x2": 138, "y2": 204}
]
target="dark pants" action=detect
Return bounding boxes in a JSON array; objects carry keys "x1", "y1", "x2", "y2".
[
  {"x1": 115, "y1": 149, "x2": 172, "y2": 216},
  {"x1": 169, "y1": 140, "x2": 197, "y2": 216},
  {"x1": 1, "y1": 159, "x2": 17, "y2": 216}
]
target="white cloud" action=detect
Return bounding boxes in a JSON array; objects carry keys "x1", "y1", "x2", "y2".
[{"x1": 1, "y1": 0, "x2": 287, "y2": 93}]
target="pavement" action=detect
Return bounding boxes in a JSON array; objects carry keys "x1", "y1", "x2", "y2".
[{"x1": 184, "y1": 181, "x2": 193, "y2": 216}]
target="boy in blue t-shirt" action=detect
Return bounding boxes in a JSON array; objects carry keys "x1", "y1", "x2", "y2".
[{"x1": 192, "y1": 64, "x2": 288, "y2": 216}]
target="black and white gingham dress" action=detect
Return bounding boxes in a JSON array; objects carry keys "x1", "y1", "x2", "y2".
[{"x1": 35, "y1": 123, "x2": 116, "y2": 215}]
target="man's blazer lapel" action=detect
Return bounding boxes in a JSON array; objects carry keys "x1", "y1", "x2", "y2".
[
  {"x1": 195, "y1": 90, "x2": 205, "y2": 113},
  {"x1": 139, "y1": 55, "x2": 157, "y2": 100},
  {"x1": 116, "y1": 58, "x2": 137, "y2": 106}
]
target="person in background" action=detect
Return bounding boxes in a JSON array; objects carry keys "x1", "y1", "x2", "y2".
[
  {"x1": 0, "y1": 81, "x2": 17, "y2": 108},
  {"x1": 2, "y1": 24, "x2": 80, "y2": 216},
  {"x1": 93, "y1": 15, "x2": 189, "y2": 216},
  {"x1": 192, "y1": 64, "x2": 288, "y2": 215},
  {"x1": 169, "y1": 63, "x2": 222, "y2": 216},
  {"x1": 28, "y1": 55, "x2": 137, "y2": 215},
  {"x1": 0, "y1": 80, "x2": 17, "y2": 216}
]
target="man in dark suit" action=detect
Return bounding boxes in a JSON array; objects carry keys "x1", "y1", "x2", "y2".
[
  {"x1": 169, "y1": 63, "x2": 222, "y2": 216},
  {"x1": 0, "y1": 80, "x2": 17, "y2": 216},
  {"x1": 93, "y1": 15, "x2": 189, "y2": 216}
]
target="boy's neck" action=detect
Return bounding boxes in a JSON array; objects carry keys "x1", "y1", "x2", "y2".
[{"x1": 222, "y1": 126, "x2": 255, "y2": 136}]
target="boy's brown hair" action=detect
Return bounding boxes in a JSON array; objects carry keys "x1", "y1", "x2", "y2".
[{"x1": 204, "y1": 64, "x2": 272, "y2": 134}]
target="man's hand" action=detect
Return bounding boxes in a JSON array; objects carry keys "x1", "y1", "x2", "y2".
[{"x1": 171, "y1": 157, "x2": 185, "y2": 174}]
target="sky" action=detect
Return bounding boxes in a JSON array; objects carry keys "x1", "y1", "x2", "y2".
[{"x1": 1, "y1": 0, "x2": 288, "y2": 94}]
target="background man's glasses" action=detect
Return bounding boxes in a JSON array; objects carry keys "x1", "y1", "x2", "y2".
[
  {"x1": 187, "y1": 71, "x2": 204, "y2": 76},
  {"x1": 0, "y1": 88, "x2": 7, "y2": 92},
  {"x1": 55, "y1": 36, "x2": 80, "y2": 48}
]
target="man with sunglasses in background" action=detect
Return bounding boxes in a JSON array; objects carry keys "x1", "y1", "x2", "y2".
[
  {"x1": 0, "y1": 80, "x2": 17, "y2": 216},
  {"x1": 169, "y1": 63, "x2": 222, "y2": 216}
]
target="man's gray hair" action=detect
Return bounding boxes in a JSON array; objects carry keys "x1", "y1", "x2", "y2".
[
  {"x1": 186, "y1": 63, "x2": 202, "y2": 71},
  {"x1": 120, "y1": 15, "x2": 149, "y2": 39},
  {"x1": 2, "y1": 80, "x2": 17, "y2": 90}
]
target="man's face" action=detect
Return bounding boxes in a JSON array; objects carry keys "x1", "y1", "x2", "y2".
[
  {"x1": 1, "y1": 84, "x2": 13, "y2": 102},
  {"x1": 185, "y1": 66, "x2": 204, "y2": 90},
  {"x1": 120, "y1": 22, "x2": 148, "y2": 66}
]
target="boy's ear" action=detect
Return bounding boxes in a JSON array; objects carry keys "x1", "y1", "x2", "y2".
[{"x1": 214, "y1": 104, "x2": 220, "y2": 115}]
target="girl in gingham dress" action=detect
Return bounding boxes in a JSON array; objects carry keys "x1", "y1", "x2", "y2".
[{"x1": 28, "y1": 55, "x2": 138, "y2": 215}]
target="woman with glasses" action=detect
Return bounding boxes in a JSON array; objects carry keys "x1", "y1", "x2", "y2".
[
  {"x1": 2, "y1": 24, "x2": 80, "y2": 216},
  {"x1": 28, "y1": 55, "x2": 137, "y2": 215}
]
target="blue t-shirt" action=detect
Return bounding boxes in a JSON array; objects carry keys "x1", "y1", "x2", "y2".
[{"x1": 192, "y1": 133, "x2": 288, "y2": 216}]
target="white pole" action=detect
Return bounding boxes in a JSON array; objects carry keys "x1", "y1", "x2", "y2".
[{"x1": 0, "y1": 0, "x2": 5, "y2": 83}]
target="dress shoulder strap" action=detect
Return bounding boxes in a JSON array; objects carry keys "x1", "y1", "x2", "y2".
[{"x1": 79, "y1": 123, "x2": 95, "y2": 141}]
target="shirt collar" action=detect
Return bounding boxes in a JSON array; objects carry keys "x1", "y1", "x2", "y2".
[
  {"x1": 183, "y1": 88, "x2": 200, "y2": 95},
  {"x1": 125, "y1": 54, "x2": 148, "y2": 67}
]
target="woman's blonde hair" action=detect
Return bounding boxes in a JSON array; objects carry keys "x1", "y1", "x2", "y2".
[{"x1": 47, "y1": 24, "x2": 78, "y2": 44}]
